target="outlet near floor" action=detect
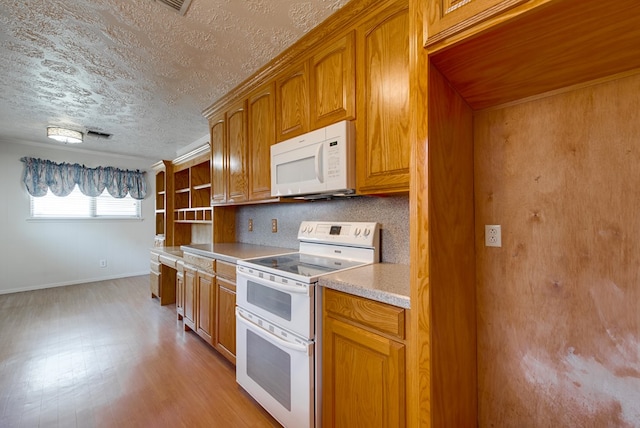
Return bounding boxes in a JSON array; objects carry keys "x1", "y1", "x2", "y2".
[{"x1": 99, "y1": 259, "x2": 107, "y2": 268}]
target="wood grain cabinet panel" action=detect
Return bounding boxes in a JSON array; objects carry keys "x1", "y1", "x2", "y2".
[
  {"x1": 276, "y1": 62, "x2": 309, "y2": 141},
  {"x1": 247, "y1": 83, "x2": 276, "y2": 201},
  {"x1": 323, "y1": 289, "x2": 406, "y2": 427},
  {"x1": 176, "y1": 268, "x2": 184, "y2": 320},
  {"x1": 356, "y1": 3, "x2": 410, "y2": 194},
  {"x1": 425, "y1": 0, "x2": 529, "y2": 48},
  {"x1": 183, "y1": 265, "x2": 197, "y2": 332},
  {"x1": 215, "y1": 277, "x2": 236, "y2": 364},
  {"x1": 196, "y1": 270, "x2": 215, "y2": 345},
  {"x1": 210, "y1": 114, "x2": 226, "y2": 204},
  {"x1": 310, "y1": 31, "x2": 356, "y2": 129},
  {"x1": 227, "y1": 100, "x2": 249, "y2": 203}
]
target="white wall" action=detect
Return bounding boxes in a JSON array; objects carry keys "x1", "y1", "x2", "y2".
[{"x1": 0, "y1": 140, "x2": 156, "y2": 294}]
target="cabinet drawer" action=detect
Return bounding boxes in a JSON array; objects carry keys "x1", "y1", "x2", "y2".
[
  {"x1": 183, "y1": 252, "x2": 216, "y2": 274},
  {"x1": 324, "y1": 289, "x2": 405, "y2": 340},
  {"x1": 158, "y1": 254, "x2": 178, "y2": 269},
  {"x1": 150, "y1": 260, "x2": 161, "y2": 273},
  {"x1": 216, "y1": 260, "x2": 236, "y2": 281}
]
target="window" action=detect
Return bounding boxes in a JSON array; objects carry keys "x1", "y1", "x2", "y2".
[{"x1": 30, "y1": 185, "x2": 141, "y2": 219}]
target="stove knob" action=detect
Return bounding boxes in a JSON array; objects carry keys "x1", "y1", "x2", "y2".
[
  {"x1": 354, "y1": 228, "x2": 361, "y2": 236},
  {"x1": 301, "y1": 225, "x2": 308, "y2": 233},
  {"x1": 363, "y1": 228, "x2": 371, "y2": 237},
  {"x1": 307, "y1": 226, "x2": 314, "y2": 234}
]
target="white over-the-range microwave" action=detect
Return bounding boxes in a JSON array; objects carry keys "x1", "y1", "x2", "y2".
[{"x1": 270, "y1": 120, "x2": 355, "y2": 199}]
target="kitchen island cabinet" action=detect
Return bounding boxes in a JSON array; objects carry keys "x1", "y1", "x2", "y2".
[{"x1": 322, "y1": 288, "x2": 406, "y2": 427}]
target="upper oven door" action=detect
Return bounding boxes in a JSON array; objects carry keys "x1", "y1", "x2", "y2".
[{"x1": 236, "y1": 266, "x2": 315, "y2": 339}]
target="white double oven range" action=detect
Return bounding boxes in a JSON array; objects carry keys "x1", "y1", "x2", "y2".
[{"x1": 235, "y1": 221, "x2": 380, "y2": 427}]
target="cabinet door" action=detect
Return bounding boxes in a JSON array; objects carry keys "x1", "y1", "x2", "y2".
[
  {"x1": 356, "y1": 4, "x2": 410, "y2": 194},
  {"x1": 196, "y1": 270, "x2": 215, "y2": 344},
  {"x1": 310, "y1": 31, "x2": 356, "y2": 129},
  {"x1": 150, "y1": 268, "x2": 160, "y2": 299},
  {"x1": 214, "y1": 277, "x2": 236, "y2": 364},
  {"x1": 183, "y1": 266, "x2": 197, "y2": 331},
  {"x1": 227, "y1": 100, "x2": 249, "y2": 203},
  {"x1": 210, "y1": 114, "x2": 227, "y2": 204},
  {"x1": 425, "y1": 0, "x2": 529, "y2": 47},
  {"x1": 247, "y1": 83, "x2": 276, "y2": 201},
  {"x1": 176, "y1": 270, "x2": 184, "y2": 320},
  {"x1": 323, "y1": 316, "x2": 405, "y2": 428},
  {"x1": 275, "y1": 62, "x2": 309, "y2": 141}
]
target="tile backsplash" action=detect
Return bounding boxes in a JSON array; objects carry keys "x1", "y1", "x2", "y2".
[{"x1": 236, "y1": 194, "x2": 409, "y2": 264}]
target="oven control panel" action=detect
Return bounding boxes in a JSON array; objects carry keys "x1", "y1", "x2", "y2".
[{"x1": 298, "y1": 221, "x2": 380, "y2": 247}]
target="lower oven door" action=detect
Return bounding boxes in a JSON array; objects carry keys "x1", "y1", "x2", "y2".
[
  {"x1": 236, "y1": 307, "x2": 315, "y2": 428},
  {"x1": 236, "y1": 268, "x2": 314, "y2": 339}
]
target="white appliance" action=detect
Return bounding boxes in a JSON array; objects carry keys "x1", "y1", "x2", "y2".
[
  {"x1": 236, "y1": 221, "x2": 380, "y2": 428},
  {"x1": 270, "y1": 120, "x2": 355, "y2": 199}
]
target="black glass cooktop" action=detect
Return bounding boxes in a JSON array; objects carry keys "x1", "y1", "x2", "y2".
[{"x1": 246, "y1": 253, "x2": 365, "y2": 277}]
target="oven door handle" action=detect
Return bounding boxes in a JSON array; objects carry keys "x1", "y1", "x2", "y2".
[
  {"x1": 239, "y1": 272, "x2": 309, "y2": 295},
  {"x1": 236, "y1": 310, "x2": 309, "y2": 354}
]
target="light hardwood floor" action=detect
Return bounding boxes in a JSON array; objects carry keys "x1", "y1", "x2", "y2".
[{"x1": 0, "y1": 275, "x2": 281, "y2": 428}]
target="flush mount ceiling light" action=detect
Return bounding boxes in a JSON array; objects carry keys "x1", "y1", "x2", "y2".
[{"x1": 47, "y1": 127, "x2": 83, "y2": 144}]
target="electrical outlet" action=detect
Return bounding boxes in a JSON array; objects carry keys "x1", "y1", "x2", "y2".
[
  {"x1": 271, "y1": 219, "x2": 278, "y2": 233},
  {"x1": 485, "y1": 225, "x2": 502, "y2": 247},
  {"x1": 99, "y1": 259, "x2": 107, "y2": 268},
  {"x1": 248, "y1": 218, "x2": 253, "y2": 232}
]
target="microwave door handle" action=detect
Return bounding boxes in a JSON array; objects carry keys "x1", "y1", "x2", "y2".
[
  {"x1": 236, "y1": 310, "x2": 308, "y2": 354},
  {"x1": 315, "y1": 144, "x2": 324, "y2": 183}
]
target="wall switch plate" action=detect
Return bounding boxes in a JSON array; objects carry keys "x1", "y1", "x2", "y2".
[
  {"x1": 271, "y1": 219, "x2": 277, "y2": 233},
  {"x1": 99, "y1": 259, "x2": 107, "y2": 268},
  {"x1": 485, "y1": 225, "x2": 502, "y2": 247},
  {"x1": 248, "y1": 218, "x2": 253, "y2": 232}
]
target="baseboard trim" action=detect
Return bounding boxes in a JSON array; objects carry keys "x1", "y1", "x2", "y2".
[{"x1": 0, "y1": 271, "x2": 150, "y2": 295}]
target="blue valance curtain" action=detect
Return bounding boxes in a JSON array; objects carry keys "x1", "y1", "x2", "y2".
[{"x1": 21, "y1": 157, "x2": 147, "y2": 200}]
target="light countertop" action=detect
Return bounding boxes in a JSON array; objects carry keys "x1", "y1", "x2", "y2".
[
  {"x1": 319, "y1": 263, "x2": 410, "y2": 309},
  {"x1": 179, "y1": 243, "x2": 295, "y2": 264},
  {"x1": 152, "y1": 244, "x2": 410, "y2": 308}
]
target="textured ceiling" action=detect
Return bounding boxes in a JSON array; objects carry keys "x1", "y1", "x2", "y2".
[{"x1": 0, "y1": 0, "x2": 349, "y2": 161}]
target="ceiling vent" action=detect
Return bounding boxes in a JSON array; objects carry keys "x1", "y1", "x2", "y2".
[
  {"x1": 155, "y1": 0, "x2": 193, "y2": 15},
  {"x1": 86, "y1": 130, "x2": 113, "y2": 139}
]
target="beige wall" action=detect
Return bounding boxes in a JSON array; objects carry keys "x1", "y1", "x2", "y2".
[{"x1": 474, "y1": 73, "x2": 640, "y2": 426}]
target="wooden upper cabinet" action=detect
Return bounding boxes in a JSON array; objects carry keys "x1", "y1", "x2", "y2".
[
  {"x1": 275, "y1": 61, "x2": 309, "y2": 142},
  {"x1": 226, "y1": 100, "x2": 248, "y2": 203},
  {"x1": 425, "y1": 0, "x2": 529, "y2": 48},
  {"x1": 356, "y1": 2, "x2": 410, "y2": 194},
  {"x1": 310, "y1": 31, "x2": 356, "y2": 129},
  {"x1": 210, "y1": 114, "x2": 226, "y2": 204},
  {"x1": 247, "y1": 83, "x2": 276, "y2": 201}
]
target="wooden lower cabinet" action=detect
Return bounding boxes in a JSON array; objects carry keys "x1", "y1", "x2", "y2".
[
  {"x1": 183, "y1": 265, "x2": 197, "y2": 331},
  {"x1": 180, "y1": 256, "x2": 237, "y2": 364},
  {"x1": 150, "y1": 261, "x2": 160, "y2": 299},
  {"x1": 214, "y1": 277, "x2": 236, "y2": 363},
  {"x1": 322, "y1": 289, "x2": 406, "y2": 428},
  {"x1": 176, "y1": 262, "x2": 184, "y2": 320},
  {"x1": 196, "y1": 270, "x2": 215, "y2": 344}
]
